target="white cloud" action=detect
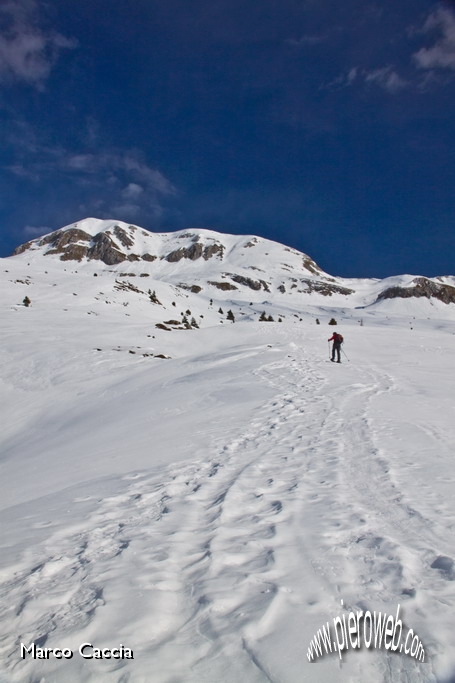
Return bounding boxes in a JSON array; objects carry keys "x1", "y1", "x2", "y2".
[
  {"x1": 0, "y1": 0, "x2": 77, "y2": 88},
  {"x1": 413, "y1": 7, "x2": 455, "y2": 71},
  {"x1": 121, "y1": 156, "x2": 175, "y2": 195},
  {"x1": 112, "y1": 202, "x2": 142, "y2": 218},
  {"x1": 286, "y1": 34, "x2": 326, "y2": 47},
  {"x1": 321, "y1": 67, "x2": 358, "y2": 90},
  {"x1": 23, "y1": 225, "x2": 50, "y2": 237},
  {"x1": 364, "y1": 66, "x2": 407, "y2": 92},
  {"x1": 3, "y1": 110, "x2": 177, "y2": 222},
  {"x1": 62, "y1": 151, "x2": 176, "y2": 198},
  {"x1": 4, "y1": 121, "x2": 177, "y2": 204},
  {"x1": 122, "y1": 183, "x2": 144, "y2": 199},
  {"x1": 323, "y1": 64, "x2": 407, "y2": 94},
  {"x1": 346, "y1": 67, "x2": 358, "y2": 85},
  {"x1": 67, "y1": 154, "x2": 94, "y2": 171}
]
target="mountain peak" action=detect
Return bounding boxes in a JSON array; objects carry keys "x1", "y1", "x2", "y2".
[
  {"x1": 11, "y1": 217, "x2": 324, "y2": 276},
  {"x1": 9, "y1": 217, "x2": 455, "y2": 312}
]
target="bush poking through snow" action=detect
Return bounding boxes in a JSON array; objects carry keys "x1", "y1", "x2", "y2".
[{"x1": 149, "y1": 289, "x2": 161, "y2": 304}]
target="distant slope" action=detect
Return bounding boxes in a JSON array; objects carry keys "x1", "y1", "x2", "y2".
[{"x1": 6, "y1": 217, "x2": 455, "y2": 323}]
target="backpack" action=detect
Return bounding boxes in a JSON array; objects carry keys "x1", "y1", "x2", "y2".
[{"x1": 336, "y1": 333, "x2": 344, "y2": 343}]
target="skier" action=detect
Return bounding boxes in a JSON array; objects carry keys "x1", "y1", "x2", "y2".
[{"x1": 328, "y1": 332, "x2": 343, "y2": 363}]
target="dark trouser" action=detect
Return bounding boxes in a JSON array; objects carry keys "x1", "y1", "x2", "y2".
[{"x1": 332, "y1": 341, "x2": 341, "y2": 362}]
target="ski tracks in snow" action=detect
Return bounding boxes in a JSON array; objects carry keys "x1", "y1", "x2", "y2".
[
  {"x1": 0, "y1": 346, "x2": 315, "y2": 682},
  {"x1": 0, "y1": 339, "x2": 445, "y2": 682}
]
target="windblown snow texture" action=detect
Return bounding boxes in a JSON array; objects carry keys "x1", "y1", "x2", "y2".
[{"x1": 1, "y1": 219, "x2": 455, "y2": 682}]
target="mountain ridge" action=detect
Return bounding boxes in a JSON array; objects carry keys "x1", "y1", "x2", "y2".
[{"x1": 6, "y1": 217, "x2": 455, "y2": 316}]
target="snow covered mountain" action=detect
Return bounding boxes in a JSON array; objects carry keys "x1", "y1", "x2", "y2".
[
  {"x1": 2, "y1": 219, "x2": 455, "y2": 683},
  {"x1": 8, "y1": 218, "x2": 455, "y2": 327}
]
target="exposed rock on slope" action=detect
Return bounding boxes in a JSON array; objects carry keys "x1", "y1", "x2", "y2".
[
  {"x1": 9, "y1": 217, "x2": 455, "y2": 312},
  {"x1": 13, "y1": 222, "x2": 228, "y2": 267},
  {"x1": 377, "y1": 277, "x2": 455, "y2": 305},
  {"x1": 165, "y1": 242, "x2": 224, "y2": 262},
  {"x1": 14, "y1": 227, "x2": 131, "y2": 265}
]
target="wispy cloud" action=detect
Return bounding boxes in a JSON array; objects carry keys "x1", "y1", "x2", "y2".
[
  {"x1": 122, "y1": 183, "x2": 144, "y2": 200},
  {"x1": 286, "y1": 34, "x2": 326, "y2": 48},
  {"x1": 6, "y1": 143, "x2": 175, "y2": 193},
  {"x1": 23, "y1": 224, "x2": 51, "y2": 237},
  {"x1": 4, "y1": 121, "x2": 178, "y2": 222},
  {"x1": 321, "y1": 67, "x2": 358, "y2": 90},
  {"x1": 323, "y1": 65, "x2": 407, "y2": 94},
  {"x1": 413, "y1": 7, "x2": 455, "y2": 71},
  {"x1": 0, "y1": 0, "x2": 77, "y2": 88},
  {"x1": 364, "y1": 66, "x2": 408, "y2": 92},
  {"x1": 63, "y1": 151, "x2": 177, "y2": 197},
  {"x1": 319, "y1": 6, "x2": 455, "y2": 96}
]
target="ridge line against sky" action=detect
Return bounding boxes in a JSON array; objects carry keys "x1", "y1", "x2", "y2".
[{"x1": 1, "y1": 0, "x2": 455, "y2": 278}]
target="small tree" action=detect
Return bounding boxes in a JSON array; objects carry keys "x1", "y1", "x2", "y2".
[
  {"x1": 267, "y1": 315, "x2": 274, "y2": 322},
  {"x1": 191, "y1": 317, "x2": 199, "y2": 328},
  {"x1": 23, "y1": 296, "x2": 31, "y2": 307},
  {"x1": 149, "y1": 289, "x2": 161, "y2": 304},
  {"x1": 226, "y1": 309, "x2": 235, "y2": 322},
  {"x1": 316, "y1": 318, "x2": 320, "y2": 325},
  {"x1": 259, "y1": 311, "x2": 267, "y2": 321},
  {"x1": 218, "y1": 307, "x2": 224, "y2": 314},
  {"x1": 328, "y1": 318, "x2": 337, "y2": 325}
]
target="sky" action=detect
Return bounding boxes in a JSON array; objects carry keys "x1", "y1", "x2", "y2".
[{"x1": 1, "y1": 0, "x2": 455, "y2": 278}]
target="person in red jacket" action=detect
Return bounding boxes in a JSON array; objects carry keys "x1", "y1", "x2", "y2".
[{"x1": 328, "y1": 332, "x2": 343, "y2": 363}]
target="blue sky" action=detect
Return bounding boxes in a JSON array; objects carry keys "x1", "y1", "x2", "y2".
[{"x1": 1, "y1": 0, "x2": 455, "y2": 277}]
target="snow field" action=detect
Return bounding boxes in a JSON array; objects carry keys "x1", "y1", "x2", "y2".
[{"x1": 1, "y1": 252, "x2": 455, "y2": 681}]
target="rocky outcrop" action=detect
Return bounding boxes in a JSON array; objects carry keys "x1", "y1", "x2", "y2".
[
  {"x1": 178, "y1": 283, "x2": 203, "y2": 293},
  {"x1": 299, "y1": 279, "x2": 354, "y2": 296},
  {"x1": 87, "y1": 233, "x2": 126, "y2": 265},
  {"x1": 13, "y1": 240, "x2": 34, "y2": 255},
  {"x1": 165, "y1": 241, "x2": 225, "y2": 262},
  {"x1": 114, "y1": 280, "x2": 144, "y2": 294},
  {"x1": 377, "y1": 277, "x2": 455, "y2": 304},
  {"x1": 60, "y1": 245, "x2": 89, "y2": 261},
  {"x1": 19, "y1": 228, "x2": 93, "y2": 261},
  {"x1": 165, "y1": 244, "x2": 203, "y2": 262},
  {"x1": 12, "y1": 226, "x2": 156, "y2": 265},
  {"x1": 228, "y1": 274, "x2": 270, "y2": 292},
  {"x1": 302, "y1": 256, "x2": 321, "y2": 275},
  {"x1": 113, "y1": 226, "x2": 135, "y2": 248},
  {"x1": 203, "y1": 243, "x2": 224, "y2": 260},
  {"x1": 43, "y1": 229, "x2": 92, "y2": 248},
  {"x1": 13, "y1": 228, "x2": 92, "y2": 260},
  {"x1": 208, "y1": 281, "x2": 238, "y2": 291}
]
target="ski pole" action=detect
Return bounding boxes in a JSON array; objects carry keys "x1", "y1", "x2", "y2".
[
  {"x1": 341, "y1": 346, "x2": 350, "y2": 362},
  {"x1": 328, "y1": 341, "x2": 331, "y2": 359}
]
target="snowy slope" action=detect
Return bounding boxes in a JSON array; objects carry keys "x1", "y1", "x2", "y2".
[
  {"x1": 10, "y1": 217, "x2": 455, "y2": 317},
  {"x1": 1, "y1": 221, "x2": 455, "y2": 682}
]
